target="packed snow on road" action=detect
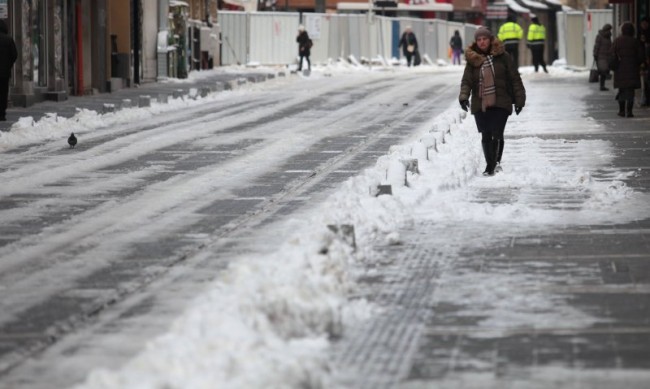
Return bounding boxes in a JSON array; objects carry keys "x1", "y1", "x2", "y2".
[{"x1": 1, "y1": 62, "x2": 648, "y2": 389}]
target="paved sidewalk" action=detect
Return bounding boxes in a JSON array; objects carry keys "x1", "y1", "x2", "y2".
[
  {"x1": 331, "y1": 75, "x2": 650, "y2": 388},
  {"x1": 1, "y1": 69, "x2": 281, "y2": 132}
]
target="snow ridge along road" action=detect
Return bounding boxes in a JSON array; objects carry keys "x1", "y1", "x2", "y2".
[{"x1": 0, "y1": 68, "x2": 459, "y2": 386}]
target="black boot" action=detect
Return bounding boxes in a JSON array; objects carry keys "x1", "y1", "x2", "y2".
[
  {"x1": 626, "y1": 101, "x2": 634, "y2": 118},
  {"x1": 495, "y1": 139, "x2": 504, "y2": 172},
  {"x1": 599, "y1": 75, "x2": 608, "y2": 91},
  {"x1": 618, "y1": 101, "x2": 625, "y2": 117},
  {"x1": 481, "y1": 141, "x2": 496, "y2": 176}
]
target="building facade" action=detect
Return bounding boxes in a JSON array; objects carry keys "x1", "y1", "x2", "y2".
[
  {"x1": 2, "y1": 0, "x2": 644, "y2": 108},
  {"x1": 2, "y1": 0, "x2": 219, "y2": 108}
]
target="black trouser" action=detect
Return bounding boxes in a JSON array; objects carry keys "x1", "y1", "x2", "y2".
[
  {"x1": 504, "y1": 43, "x2": 519, "y2": 70},
  {"x1": 475, "y1": 107, "x2": 509, "y2": 141},
  {"x1": 475, "y1": 108, "x2": 509, "y2": 171},
  {"x1": 599, "y1": 70, "x2": 609, "y2": 89},
  {"x1": 298, "y1": 55, "x2": 310, "y2": 70},
  {"x1": 641, "y1": 70, "x2": 650, "y2": 105},
  {"x1": 530, "y1": 45, "x2": 547, "y2": 72},
  {"x1": 0, "y1": 77, "x2": 9, "y2": 119},
  {"x1": 404, "y1": 53, "x2": 413, "y2": 66}
]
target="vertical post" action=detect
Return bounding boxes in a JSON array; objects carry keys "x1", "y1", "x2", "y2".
[
  {"x1": 132, "y1": 0, "x2": 140, "y2": 85},
  {"x1": 47, "y1": 0, "x2": 55, "y2": 91},
  {"x1": 76, "y1": 0, "x2": 83, "y2": 95}
]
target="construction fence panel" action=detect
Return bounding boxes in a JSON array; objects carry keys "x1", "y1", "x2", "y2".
[
  {"x1": 585, "y1": 9, "x2": 613, "y2": 67},
  {"x1": 250, "y1": 12, "x2": 300, "y2": 65},
  {"x1": 376, "y1": 16, "x2": 393, "y2": 63},
  {"x1": 347, "y1": 15, "x2": 370, "y2": 61},
  {"x1": 301, "y1": 13, "x2": 328, "y2": 64},
  {"x1": 327, "y1": 14, "x2": 346, "y2": 62},
  {"x1": 219, "y1": 12, "x2": 249, "y2": 66},
  {"x1": 217, "y1": 11, "x2": 478, "y2": 67},
  {"x1": 557, "y1": 11, "x2": 586, "y2": 67},
  {"x1": 435, "y1": 19, "x2": 449, "y2": 62}
]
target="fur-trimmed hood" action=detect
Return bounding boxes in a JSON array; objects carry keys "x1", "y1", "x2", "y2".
[{"x1": 464, "y1": 39, "x2": 506, "y2": 67}]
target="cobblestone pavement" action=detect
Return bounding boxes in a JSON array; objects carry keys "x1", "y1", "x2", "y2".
[{"x1": 330, "y1": 75, "x2": 650, "y2": 388}]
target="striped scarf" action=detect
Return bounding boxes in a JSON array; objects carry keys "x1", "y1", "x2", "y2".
[{"x1": 479, "y1": 55, "x2": 496, "y2": 112}]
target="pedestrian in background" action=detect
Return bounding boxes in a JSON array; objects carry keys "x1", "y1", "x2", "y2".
[
  {"x1": 527, "y1": 16, "x2": 548, "y2": 73},
  {"x1": 593, "y1": 24, "x2": 613, "y2": 91},
  {"x1": 498, "y1": 14, "x2": 523, "y2": 71},
  {"x1": 612, "y1": 21, "x2": 646, "y2": 118},
  {"x1": 459, "y1": 27, "x2": 526, "y2": 176},
  {"x1": 450, "y1": 30, "x2": 463, "y2": 65},
  {"x1": 296, "y1": 25, "x2": 311, "y2": 72},
  {"x1": 0, "y1": 20, "x2": 18, "y2": 122},
  {"x1": 399, "y1": 26, "x2": 418, "y2": 67},
  {"x1": 638, "y1": 17, "x2": 650, "y2": 106}
]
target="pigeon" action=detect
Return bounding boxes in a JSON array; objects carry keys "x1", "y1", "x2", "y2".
[{"x1": 68, "y1": 133, "x2": 77, "y2": 149}]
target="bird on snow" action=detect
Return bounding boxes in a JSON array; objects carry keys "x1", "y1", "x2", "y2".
[{"x1": 68, "y1": 133, "x2": 77, "y2": 148}]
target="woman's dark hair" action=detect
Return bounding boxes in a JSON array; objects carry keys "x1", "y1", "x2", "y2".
[
  {"x1": 621, "y1": 21, "x2": 635, "y2": 37},
  {"x1": 0, "y1": 20, "x2": 8, "y2": 34}
]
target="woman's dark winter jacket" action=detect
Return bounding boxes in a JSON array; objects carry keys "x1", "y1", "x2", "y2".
[
  {"x1": 459, "y1": 39, "x2": 526, "y2": 115},
  {"x1": 297, "y1": 31, "x2": 311, "y2": 56},
  {"x1": 399, "y1": 32, "x2": 418, "y2": 55},
  {"x1": 450, "y1": 34, "x2": 463, "y2": 50},
  {"x1": 0, "y1": 26, "x2": 18, "y2": 78},
  {"x1": 593, "y1": 27, "x2": 612, "y2": 72},
  {"x1": 612, "y1": 32, "x2": 646, "y2": 89}
]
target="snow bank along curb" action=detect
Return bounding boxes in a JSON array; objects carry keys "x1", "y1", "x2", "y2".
[
  {"x1": 74, "y1": 107, "x2": 474, "y2": 388},
  {"x1": 0, "y1": 70, "x2": 285, "y2": 153}
]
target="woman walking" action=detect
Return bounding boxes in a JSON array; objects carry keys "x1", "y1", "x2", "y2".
[
  {"x1": 593, "y1": 24, "x2": 613, "y2": 91},
  {"x1": 399, "y1": 26, "x2": 418, "y2": 67},
  {"x1": 459, "y1": 27, "x2": 526, "y2": 176},
  {"x1": 612, "y1": 21, "x2": 646, "y2": 117},
  {"x1": 296, "y1": 25, "x2": 311, "y2": 71},
  {"x1": 450, "y1": 30, "x2": 463, "y2": 65}
]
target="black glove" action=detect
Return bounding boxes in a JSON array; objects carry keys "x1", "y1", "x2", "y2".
[
  {"x1": 515, "y1": 106, "x2": 523, "y2": 115},
  {"x1": 459, "y1": 100, "x2": 469, "y2": 112}
]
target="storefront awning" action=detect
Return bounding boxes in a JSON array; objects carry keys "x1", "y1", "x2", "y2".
[
  {"x1": 518, "y1": 0, "x2": 548, "y2": 10},
  {"x1": 169, "y1": 0, "x2": 189, "y2": 6},
  {"x1": 503, "y1": 0, "x2": 530, "y2": 14},
  {"x1": 337, "y1": 2, "x2": 454, "y2": 11}
]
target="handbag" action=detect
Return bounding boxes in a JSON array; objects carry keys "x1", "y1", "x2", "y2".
[
  {"x1": 589, "y1": 61, "x2": 599, "y2": 83},
  {"x1": 609, "y1": 55, "x2": 620, "y2": 71},
  {"x1": 407, "y1": 44, "x2": 415, "y2": 53}
]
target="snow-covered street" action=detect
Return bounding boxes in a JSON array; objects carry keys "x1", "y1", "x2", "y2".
[{"x1": 1, "y1": 64, "x2": 650, "y2": 388}]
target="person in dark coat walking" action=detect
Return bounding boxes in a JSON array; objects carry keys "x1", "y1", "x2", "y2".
[
  {"x1": 399, "y1": 26, "x2": 418, "y2": 67},
  {"x1": 296, "y1": 25, "x2": 311, "y2": 71},
  {"x1": 0, "y1": 20, "x2": 18, "y2": 121},
  {"x1": 450, "y1": 30, "x2": 463, "y2": 65},
  {"x1": 593, "y1": 24, "x2": 613, "y2": 91},
  {"x1": 612, "y1": 21, "x2": 646, "y2": 117},
  {"x1": 459, "y1": 27, "x2": 526, "y2": 176}
]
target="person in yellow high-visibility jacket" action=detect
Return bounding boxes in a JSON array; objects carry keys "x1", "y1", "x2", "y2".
[
  {"x1": 498, "y1": 14, "x2": 523, "y2": 70},
  {"x1": 527, "y1": 16, "x2": 548, "y2": 73}
]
